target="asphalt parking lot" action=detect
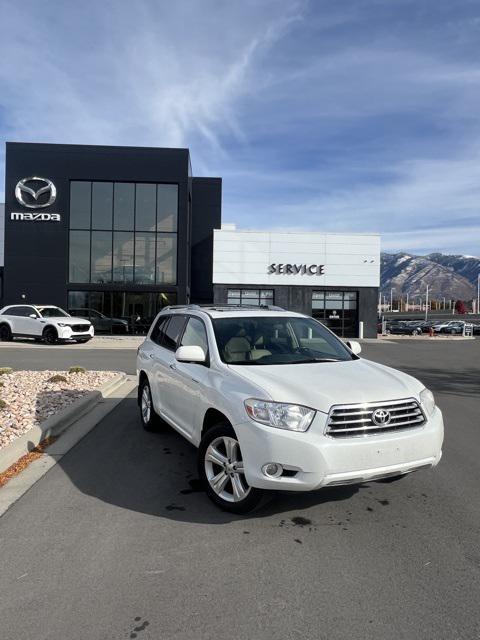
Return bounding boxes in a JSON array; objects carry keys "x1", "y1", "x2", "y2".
[{"x1": 0, "y1": 338, "x2": 479, "y2": 639}]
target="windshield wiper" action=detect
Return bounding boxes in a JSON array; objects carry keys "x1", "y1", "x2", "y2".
[{"x1": 291, "y1": 357, "x2": 344, "y2": 363}]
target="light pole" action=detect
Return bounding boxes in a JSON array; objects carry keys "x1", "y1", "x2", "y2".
[
  {"x1": 425, "y1": 285, "x2": 429, "y2": 321},
  {"x1": 390, "y1": 288, "x2": 394, "y2": 312},
  {"x1": 406, "y1": 292, "x2": 409, "y2": 312}
]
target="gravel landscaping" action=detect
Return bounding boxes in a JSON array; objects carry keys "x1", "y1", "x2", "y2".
[{"x1": 0, "y1": 369, "x2": 118, "y2": 450}]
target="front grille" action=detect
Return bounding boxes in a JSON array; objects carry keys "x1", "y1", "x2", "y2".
[
  {"x1": 326, "y1": 398, "x2": 426, "y2": 438},
  {"x1": 70, "y1": 324, "x2": 90, "y2": 333}
]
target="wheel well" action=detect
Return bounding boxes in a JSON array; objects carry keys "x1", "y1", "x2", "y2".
[
  {"x1": 201, "y1": 408, "x2": 231, "y2": 439},
  {"x1": 138, "y1": 370, "x2": 148, "y2": 405},
  {"x1": 42, "y1": 324, "x2": 58, "y2": 335}
]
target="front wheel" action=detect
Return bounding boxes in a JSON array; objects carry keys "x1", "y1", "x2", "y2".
[
  {"x1": 42, "y1": 327, "x2": 58, "y2": 345},
  {"x1": 198, "y1": 423, "x2": 263, "y2": 513}
]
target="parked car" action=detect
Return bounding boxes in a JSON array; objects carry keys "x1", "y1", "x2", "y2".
[
  {"x1": 387, "y1": 321, "x2": 423, "y2": 336},
  {"x1": 69, "y1": 308, "x2": 129, "y2": 334},
  {"x1": 0, "y1": 304, "x2": 93, "y2": 344},
  {"x1": 433, "y1": 321, "x2": 465, "y2": 335},
  {"x1": 137, "y1": 305, "x2": 444, "y2": 513}
]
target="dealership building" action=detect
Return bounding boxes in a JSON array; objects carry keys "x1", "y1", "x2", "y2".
[{"x1": 1, "y1": 142, "x2": 380, "y2": 338}]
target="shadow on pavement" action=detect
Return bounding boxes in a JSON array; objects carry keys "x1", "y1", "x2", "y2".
[{"x1": 54, "y1": 396, "x2": 361, "y2": 524}]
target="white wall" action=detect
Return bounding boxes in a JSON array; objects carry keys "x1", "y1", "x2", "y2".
[
  {"x1": 213, "y1": 229, "x2": 380, "y2": 287},
  {"x1": 0, "y1": 203, "x2": 4, "y2": 267}
]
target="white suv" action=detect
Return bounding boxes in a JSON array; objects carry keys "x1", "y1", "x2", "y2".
[
  {"x1": 0, "y1": 305, "x2": 94, "y2": 344},
  {"x1": 137, "y1": 305, "x2": 444, "y2": 513}
]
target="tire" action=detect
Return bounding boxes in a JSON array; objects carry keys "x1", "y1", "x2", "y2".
[
  {"x1": 198, "y1": 422, "x2": 263, "y2": 513},
  {"x1": 42, "y1": 327, "x2": 58, "y2": 345},
  {"x1": 0, "y1": 324, "x2": 12, "y2": 342},
  {"x1": 139, "y1": 377, "x2": 163, "y2": 432}
]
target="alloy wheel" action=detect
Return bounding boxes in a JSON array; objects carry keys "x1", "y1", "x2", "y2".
[
  {"x1": 141, "y1": 385, "x2": 152, "y2": 424},
  {"x1": 204, "y1": 436, "x2": 250, "y2": 503}
]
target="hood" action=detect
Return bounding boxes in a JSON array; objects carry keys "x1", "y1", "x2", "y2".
[
  {"x1": 46, "y1": 317, "x2": 90, "y2": 324},
  {"x1": 229, "y1": 358, "x2": 424, "y2": 413}
]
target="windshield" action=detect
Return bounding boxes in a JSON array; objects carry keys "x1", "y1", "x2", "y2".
[
  {"x1": 212, "y1": 316, "x2": 356, "y2": 365},
  {"x1": 38, "y1": 307, "x2": 70, "y2": 318}
]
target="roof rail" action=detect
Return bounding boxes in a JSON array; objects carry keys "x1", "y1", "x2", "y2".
[{"x1": 161, "y1": 304, "x2": 286, "y2": 313}]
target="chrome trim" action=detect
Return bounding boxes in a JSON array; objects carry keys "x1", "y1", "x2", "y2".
[{"x1": 325, "y1": 397, "x2": 426, "y2": 438}]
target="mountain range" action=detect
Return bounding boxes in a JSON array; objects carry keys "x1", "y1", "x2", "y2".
[{"x1": 381, "y1": 253, "x2": 480, "y2": 300}]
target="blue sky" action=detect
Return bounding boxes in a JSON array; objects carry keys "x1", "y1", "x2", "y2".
[{"x1": 1, "y1": 0, "x2": 480, "y2": 255}]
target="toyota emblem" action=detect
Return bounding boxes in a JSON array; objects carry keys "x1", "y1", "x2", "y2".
[
  {"x1": 372, "y1": 408, "x2": 391, "y2": 426},
  {"x1": 15, "y1": 176, "x2": 57, "y2": 209}
]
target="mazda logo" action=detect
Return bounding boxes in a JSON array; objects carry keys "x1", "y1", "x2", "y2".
[
  {"x1": 15, "y1": 176, "x2": 57, "y2": 209},
  {"x1": 372, "y1": 408, "x2": 391, "y2": 426}
]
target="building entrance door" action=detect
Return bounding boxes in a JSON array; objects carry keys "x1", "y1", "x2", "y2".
[{"x1": 312, "y1": 291, "x2": 358, "y2": 338}]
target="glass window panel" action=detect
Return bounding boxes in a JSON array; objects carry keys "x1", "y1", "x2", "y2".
[
  {"x1": 227, "y1": 289, "x2": 241, "y2": 298},
  {"x1": 135, "y1": 233, "x2": 156, "y2": 284},
  {"x1": 344, "y1": 300, "x2": 357, "y2": 310},
  {"x1": 70, "y1": 182, "x2": 91, "y2": 229},
  {"x1": 157, "y1": 184, "x2": 178, "y2": 232},
  {"x1": 114, "y1": 183, "x2": 135, "y2": 230},
  {"x1": 69, "y1": 231, "x2": 90, "y2": 283},
  {"x1": 156, "y1": 234, "x2": 177, "y2": 284},
  {"x1": 162, "y1": 315, "x2": 186, "y2": 351},
  {"x1": 227, "y1": 298, "x2": 241, "y2": 305},
  {"x1": 312, "y1": 292, "x2": 325, "y2": 301},
  {"x1": 181, "y1": 317, "x2": 208, "y2": 353},
  {"x1": 343, "y1": 292, "x2": 357, "y2": 301},
  {"x1": 325, "y1": 291, "x2": 342, "y2": 300},
  {"x1": 68, "y1": 291, "x2": 89, "y2": 312},
  {"x1": 325, "y1": 300, "x2": 343, "y2": 310},
  {"x1": 135, "y1": 183, "x2": 156, "y2": 231},
  {"x1": 113, "y1": 232, "x2": 134, "y2": 283},
  {"x1": 312, "y1": 300, "x2": 325, "y2": 309},
  {"x1": 259, "y1": 290, "x2": 274, "y2": 299},
  {"x1": 91, "y1": 231, "x2": 112, "y2": 283},
  {"x1": 156, "y1": 292, "x2": 177, "y2": 309},
  {"x1": 91, "y1": 182, "x2": 113, "y2": 229},
  {"x1": 240, "y1": 298, "x2": 260, "y2": 307},
  {"x1": 241, "y1": 290, "x2": 259, "y2": 298}
]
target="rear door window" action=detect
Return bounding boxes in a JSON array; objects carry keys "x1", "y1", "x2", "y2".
[{"x1": 150, "y1": 315, "x2": 170, "y2": 345}]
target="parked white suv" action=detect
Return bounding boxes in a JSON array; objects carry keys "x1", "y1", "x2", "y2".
[
  {"x1": 0, "y1": 305, "x2": 94, "y2": 344},
  {"x1": 137, "y1": 305, "x2": 444, "y2": 512}
]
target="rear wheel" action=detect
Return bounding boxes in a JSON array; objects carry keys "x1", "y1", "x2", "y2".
[
  {"x1": 0, "y1": 324, "x2": 12, "y2": 342},
  {"x1": 42, "y1": 327, "x2": 58, "y2": 345},
  {"x1": 198, "y1": 423, "x2": 263, "y2": 513}
]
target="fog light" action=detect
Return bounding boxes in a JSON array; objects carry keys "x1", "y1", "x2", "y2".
[{"x1": 262, "y1": 463, "x2": 283, "y2": 478}]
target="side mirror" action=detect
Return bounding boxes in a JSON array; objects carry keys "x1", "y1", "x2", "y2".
[
  {"x1": 175, "y1": 345, "x2": 206, "y2": 363},
  {"x1": 29, "y1": 313, "x2": 38, "y2": 319},
  {"x1": 347, "y1": 340, "x2": 362, "y2": 355}
]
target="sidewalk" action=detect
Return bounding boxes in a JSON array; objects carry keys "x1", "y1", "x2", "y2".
[{"x1": 0, "y1": 336, "x2": 145, "y2": 349}]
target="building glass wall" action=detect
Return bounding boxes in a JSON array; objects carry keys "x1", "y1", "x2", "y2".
[
  {"x1": 68, "y1": 181, "x2": 178, "y2": 285},
  {"x1": 227, "y1": 289, "x2": 274, "y2": 306},
  {"x1": 68, "y1": 291, "x2": 176, "y2": 335}
]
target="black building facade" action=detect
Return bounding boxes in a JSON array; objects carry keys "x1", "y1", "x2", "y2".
[{"x1": 3, "y1": 142, "x2": 221, "y2": 333}]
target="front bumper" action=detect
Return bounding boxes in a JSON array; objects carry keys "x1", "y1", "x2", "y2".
[
  {"x1": 235, "y1": 406, "x2": 444, "y2": 491},
  {"x1": 57, "y1": 325, "x2": 94, "y2": 340}
]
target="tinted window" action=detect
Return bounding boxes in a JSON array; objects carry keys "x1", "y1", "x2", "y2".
[
  {"x1": 157, "y1": 184, "x2": 178, "y2": 232},
  {"x1": 150, "y1": 315, "x2": 170, "y2": 345},
  {"x1": 38, "y1": 307, "x2": 69, "y2": 318},
  {"x1": 113, "y1": 232, "x2": 134, "y2": 283},
  {"x1": 70, "y1": 182, "x2": 91, "y2": 229},
  {"x1": 135, "y1": 183, "x2": 156, "y2": 232},
  {"x1": 135, "y1": 233, "x2": 156, "y2": 283},
  {"x1": 6, "y1": 306, "x2": 35, "y2": 317},
  {"x1": 92, "y1": 182, "x2": 113, "y2": 229},
  {"x1": 181, "y1": 317, "x2": 208, "y2": 354},
  {"x1": 162, "y1": 315, "x2": 186, "y2": 351},
  {"x1": 69, "y1": 230, "x2": 90, "y2": 283},
  {"x1": 91, "y1": 231, "x2": 112, "y2": 283},
  {"x1": 114, "y1": 183, "x2": 135, "y2": 230},
  {"x1": 156, "y1": 234, "x2": 177, "y2": 284}
]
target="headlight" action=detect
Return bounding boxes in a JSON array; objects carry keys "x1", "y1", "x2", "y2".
[
  {"x1": 57, "y1": 323, "x2": 68, "y2": 327},
  {"x1": 244, "y1": 399, "x2": 315, "y2": 432},
  {"x1": 420, "y1": 388, "x2": 436, "y2": 416}
]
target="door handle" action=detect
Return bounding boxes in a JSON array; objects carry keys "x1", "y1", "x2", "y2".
[
  {"x1": 148, "y1": 353, "x2": 155, "y2": 359},
  {"x1": 169, "y1": 362, "x2": 177, "y2": 370}
]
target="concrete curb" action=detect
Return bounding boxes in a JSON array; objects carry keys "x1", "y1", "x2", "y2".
[{"x1": 0, "y1": 372, "x2": 127, "y2": 475}]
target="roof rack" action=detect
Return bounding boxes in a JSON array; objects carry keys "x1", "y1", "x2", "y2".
[{"x1": 161, "y1": 304, "x2": 286, "y2": 313}]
